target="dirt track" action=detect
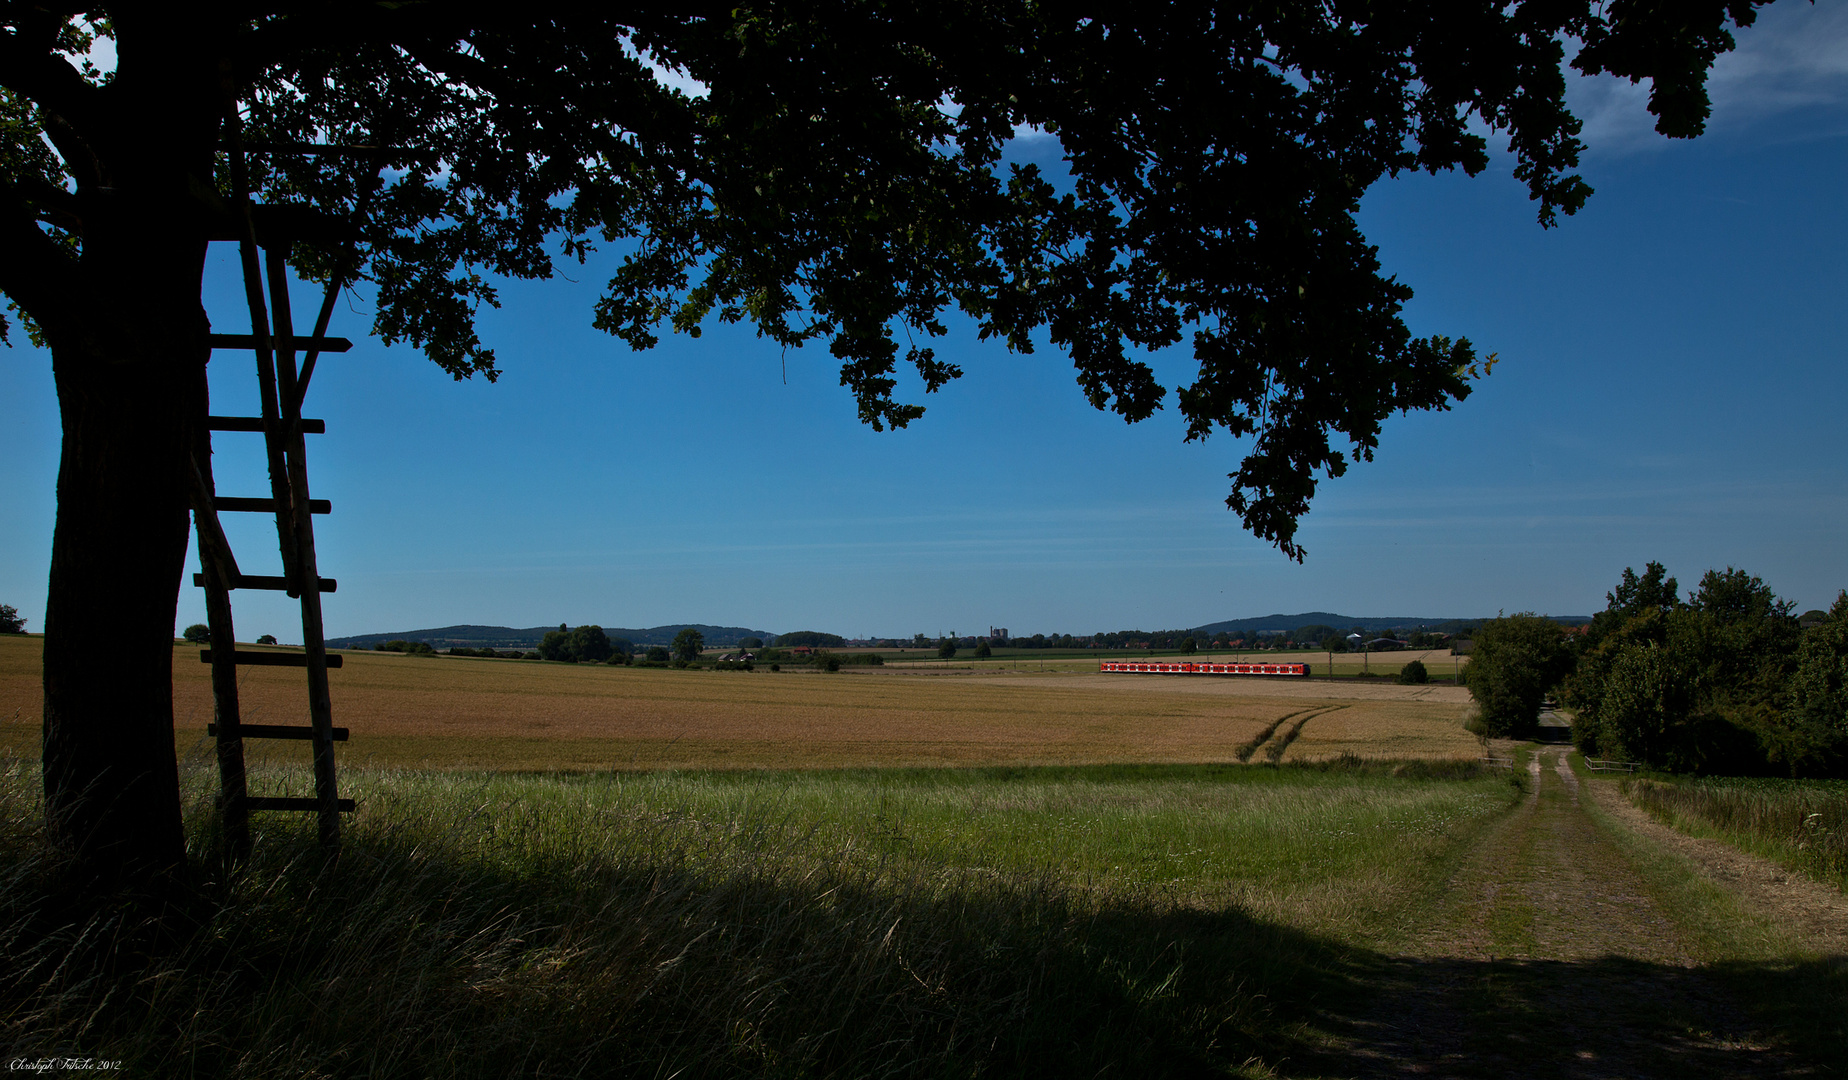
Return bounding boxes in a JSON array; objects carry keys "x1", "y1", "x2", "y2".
[{"x1": 1311, "y1": 749, "x2": 1845, "y2": 1078}]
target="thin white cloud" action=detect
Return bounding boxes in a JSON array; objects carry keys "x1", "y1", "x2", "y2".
[{"x1": 1571, "y1": 0, "x2": 1848, "y2": 153}]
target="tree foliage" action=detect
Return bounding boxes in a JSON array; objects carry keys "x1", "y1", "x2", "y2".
[
  {"x1": 0, "y1": 605, "x2": 23, "y2": 634},
  {"x1": 671, "y1": 627, "x2": 705, "y2": 664},
  {"x1": 1465, "y1": 614, "x2": 1575, "y2": 738},
  {"x1": 1, "y1": 2, "x2": 1775, "y2": 558},
  {"x1": 375, "y1": 639, "x2": 436, "y2": 655},
  {"x1": 1568, "y1": 566, "x2": 1842, "y2": 775},
  {"x1": 181, "y1": 623, "x2": 210, "y2": 644},
  {"x1": 538, "y1": 624, "x2": 614, "y2": 663},
  {"x1": 1787, "y1": 593, "x2": 1848, "y2": 755},
  {"x1": 775, "y1": 631, "x2": 846, "y2": 648}
]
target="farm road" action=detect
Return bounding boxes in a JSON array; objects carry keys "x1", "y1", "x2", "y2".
[{"x1": 1304, "y1": 749, "x2": 1843, "y2": 1078}]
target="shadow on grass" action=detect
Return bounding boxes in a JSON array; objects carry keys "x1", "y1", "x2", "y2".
[
  {"x1": 0, "y1": 799, "x2": 1367, "y2": 1078},
  {"x1": 0, "y1": 758, "x2": 1836, "y2": 1079},
  {"x1": 1293, "y1": 952, "x2": 1846, "y2": 1079}
]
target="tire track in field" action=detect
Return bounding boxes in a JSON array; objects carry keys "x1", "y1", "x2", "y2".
[
  {"x1": 1235, "y1": 706, "x2": 1322, "y2": 762},
  {"x1": 1234, "y1": 704, "x2": 1345, "y2": 763},
  {"x1": 1263, "y1": 704, "x2": 1347, "y2": 762}
]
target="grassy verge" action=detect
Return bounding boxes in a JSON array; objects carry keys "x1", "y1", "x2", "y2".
[
  {"x1": 0, "y1": 758, "x2": 1515, "y2": 1078},
  {"x1": 1621, "y1": 775, "x2": 1848, "y2": 892}
]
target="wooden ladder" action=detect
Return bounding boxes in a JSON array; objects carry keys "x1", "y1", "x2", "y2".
[{"x1": 189, "y1": 138, "x2": 366, "y2": 859}]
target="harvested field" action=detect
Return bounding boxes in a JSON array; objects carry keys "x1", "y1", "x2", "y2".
[{"x1": 0, "y1": 634, "x2": 1478, "y2": 769}]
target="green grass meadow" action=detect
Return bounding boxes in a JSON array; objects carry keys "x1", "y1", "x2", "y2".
[{"x1": 0, "y1": 757, "x2": 1518, "y2": 1078}]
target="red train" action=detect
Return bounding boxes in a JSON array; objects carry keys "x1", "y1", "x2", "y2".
[{"x1": 1099, "y1": 660, "x2": 1310, "y2": 677}]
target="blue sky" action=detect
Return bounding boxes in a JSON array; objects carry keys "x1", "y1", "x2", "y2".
[{"x1": 3, "y1": 1, "x2": 1845, "y2": 642}]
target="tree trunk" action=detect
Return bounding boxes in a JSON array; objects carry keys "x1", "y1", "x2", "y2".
[
  {"x1": 42, "y1": 312, "x2": 210, "y2": 883},
  {"x1": 23, "y1": 10, "x2": 237, "y2": 888}
]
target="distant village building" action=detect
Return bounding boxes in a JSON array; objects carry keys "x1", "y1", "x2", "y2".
[{"x1": 989, "y1": 627, "x2": 1009, "y2": 641}]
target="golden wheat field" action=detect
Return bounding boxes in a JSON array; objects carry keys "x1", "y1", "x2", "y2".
[{"x1": 0, "y1": 634, "x2": 1477, "y2": 769}]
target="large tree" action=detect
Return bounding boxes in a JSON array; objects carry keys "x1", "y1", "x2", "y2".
[{"x1": 2, "y1": 3, "x2": 1770, "y2": 880}]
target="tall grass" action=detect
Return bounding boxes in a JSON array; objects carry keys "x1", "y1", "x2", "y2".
[
  {"x1": 1623, "y1": 776, "x2": 1848, "y2": 890},
  {"x1": 0, "y1": 758, "x2": 1515, "y2": 1077}
]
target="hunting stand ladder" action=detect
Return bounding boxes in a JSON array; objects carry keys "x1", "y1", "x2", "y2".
[{"x1": 190, "y1": 137, "x2": 371, "y2": 860}]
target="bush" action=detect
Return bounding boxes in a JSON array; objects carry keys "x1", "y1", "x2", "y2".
[
  {"x1": 182, "y1": 623, "x2": 210, "y2": 644},
  {"x1": 0, "y1": 604, "x2": 24, "y2": 634},
  {"x1": 1397, "y1": 659, "x2": 1429, "y2": 685},
  {"x1": 255, "y1": 634, "x2": 277, "y2": 645},
  {"x1": 645, "y1": 646, "x2": 670, "y2": 663},
  {"x1": 938, "y1": 638, "x2": 957, "y2": 660}
]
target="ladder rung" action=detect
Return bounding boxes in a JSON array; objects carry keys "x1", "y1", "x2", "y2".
[
  {"x1": 215, "y1": 496, "x2": 332, "y2": 514},
  {"x1": 209, "y1": 333, "x2": 352, "y2": 353},
  {"x1": 200, "y1": 649, "x2": 345, "y2": 668},
  {"x1": 210, "y1": 723, "x2": 348, "y2": 741},
  {"x1": 239, "y1": 797, "x2": 356, "y2": 813},
  {"x1": 193, "y1": 573, "x2": 337, "y2": 593},
  {"x1": 208, "y1": 416, "x2": 326, "y2": 434}
]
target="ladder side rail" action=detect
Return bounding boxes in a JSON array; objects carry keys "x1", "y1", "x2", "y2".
[
  {"x1": 265, "y1": 248, "x2": 343, "y2": 852},
  {"x1": 187, "y1": 454, "x2": 251, "y2": 861},
  {"x1": 265, "y1": 248, "x2": 302, "y2": 430},
  {"x1": 224, "y1": 122, "x2": 301, "y2": 589}
]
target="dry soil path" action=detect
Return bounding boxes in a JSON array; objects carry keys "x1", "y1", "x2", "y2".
[{"x1": 1311, "y1": 748, "x2": 1837, "y2": 1078}]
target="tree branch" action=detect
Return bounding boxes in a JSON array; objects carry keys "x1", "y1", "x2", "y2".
[
  {"x1": 0, "y1": 26, "x2": 104, "y2": 136},
  {"x1": 0, "y1": 192, "x2": 82, "y2": 337}
]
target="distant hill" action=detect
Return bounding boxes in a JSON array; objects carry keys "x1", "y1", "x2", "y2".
[
  {"x1": 1188, "y1": 612, "x2": 1589, "y2": 636},
  {"x1": 326, "y1": 623, "x2": 774, "y2": 650}
]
